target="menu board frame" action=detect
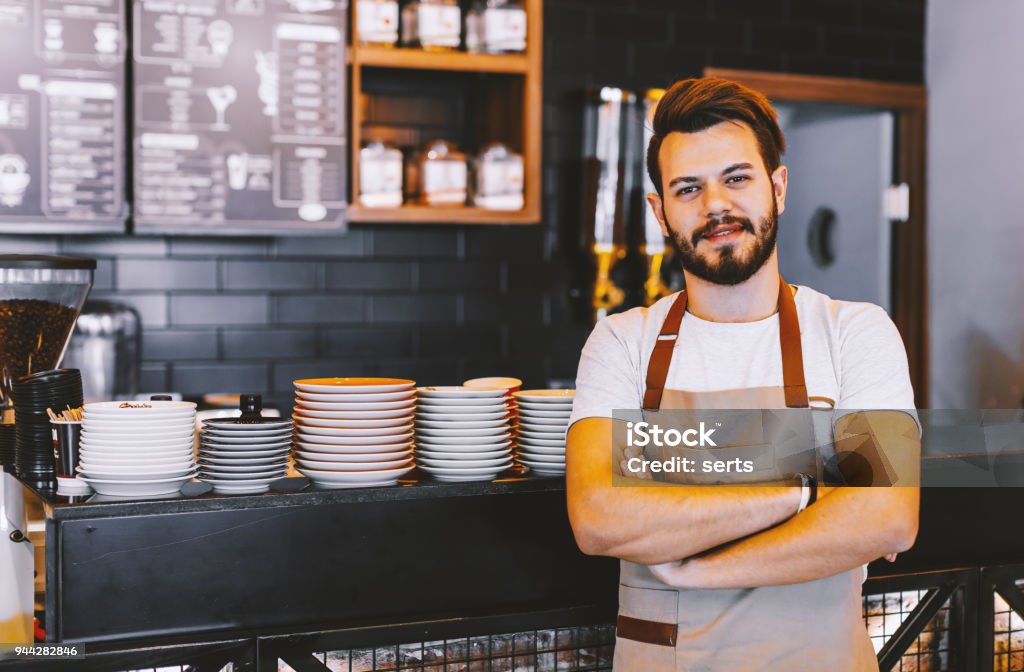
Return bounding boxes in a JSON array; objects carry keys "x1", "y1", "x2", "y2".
[
  {"x1": 0, "y1": 0, "x2": 129, "y2": 234},
  {"x1": 129, "y1": 0, "x2": 348, "y2": 235}
]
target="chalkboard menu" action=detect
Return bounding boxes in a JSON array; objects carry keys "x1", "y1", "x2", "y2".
[
  {"x1": 0, "y1": 0, "x2": 127, "y2": 233},
  {"x1": 132, "y1": 0, "x2": 347, "y2": 233}
]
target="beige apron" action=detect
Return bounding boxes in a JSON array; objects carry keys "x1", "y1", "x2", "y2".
[{"x1": 613, "y1": 279, "x2": 878, "y2": 671}]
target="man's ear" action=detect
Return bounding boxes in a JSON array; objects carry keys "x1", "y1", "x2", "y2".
[
  {"x1": 772, "y1": 165, "x2": 788, "y2": 216},
  {"x1": 647, "y1": 193, "x2": 670, "y2": 238}
]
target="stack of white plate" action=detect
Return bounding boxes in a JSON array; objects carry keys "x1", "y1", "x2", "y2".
[
  {"x1": 198, "y1": 417, "x2": 293, "y2": 494},
  {"x1": 77, "y1": 401, "x2": 198, "y2": 497},
  {"x1": 513, "y1": 389, "x2": 575, "y2": 476},
  {"x1": 415, "y1": 386, "x2": 514, "y2": 482},
  {"x1": 292, "y1": 378, "x2": 416, "y2": 489}
]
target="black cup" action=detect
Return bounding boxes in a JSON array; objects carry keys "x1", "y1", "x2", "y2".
[{"x1": 50, "y1": 420, "x2": 82, "y2": 479}]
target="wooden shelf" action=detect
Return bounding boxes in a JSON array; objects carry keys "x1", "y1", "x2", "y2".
[
  {"x1": 352, "y1": 46, "x2": 529, "y2": 74},
  {"x1": 348, "y1": 204, "x2": 539, "y2": 224}
]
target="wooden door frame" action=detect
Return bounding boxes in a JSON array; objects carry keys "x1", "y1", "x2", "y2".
[{"x1": 705, "y1": 68, "x2": 929, "y2": 406}]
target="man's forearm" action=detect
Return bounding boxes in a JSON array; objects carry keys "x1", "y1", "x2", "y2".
[{"x1": 649, "y1": 486, "x2": 919, "y2": 588}]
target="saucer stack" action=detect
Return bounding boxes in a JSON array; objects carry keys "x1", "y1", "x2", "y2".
[
  {"x1": 77, "y1": 401, "x2": 198, "y2": 497},
  {"x1": 513, "y1": 389, "x2": 575, "y2": 476},
  {"x1": 292, "y1": 378, "x2": 416, "y2": 489},
  {"x1": 415, "y1": 386, "x2": 514, "y2": 482},
  {"x1": 198, "y1": 417, "x2": 293, "y2": 494}
]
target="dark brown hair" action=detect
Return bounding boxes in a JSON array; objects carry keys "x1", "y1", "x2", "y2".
[{"x1": 647, "y1": 77, "x2": 785, "y2": 196}]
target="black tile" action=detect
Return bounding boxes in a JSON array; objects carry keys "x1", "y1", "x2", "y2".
[
  {"x1": 785, "y1": 55, "x2": 859, "y2": 79},
  {"x1": 325, "y1": 260, "x2": 414, "y2": 290},
  {"x1": 464, "y1": 227, "x2": 545, "y2": 259},
  {"x1": 271, "y1": 360, "x2": 379, "y2": 392},
  {"x1": 631, "y1": 44, "x2": 708, "y2": 83},
  {"x1": 170, "y1": 237, "x2": 271, "y2": 256},
  {"x1": 418, "y1": 261, "x2": 501, "y2": 292},
  {"x1": 711, "y1": 0, "x2": 783, "y2": 20},
  {"x1": 222, "y1": 329, "x2": 317, "y2": 360},
  {"x1": 223, "y1": 260, "x2": 320, "y2": 290},
  {"x1": 593, "y1": 9, "x2": 671, "y2": 44},
  {"x1": 855, "y1": 59, "x2": 923, "y2": 83},
  {"x1": 507, "y1": 263, "x2": 570, "y2": 293},
  {"x1": 544, "y1": 3, "x2": 590, "y2": 42},
  {"x1": 321, "y1": 327, "x2": 415, "y2": 358},
  {"x1": 705, "y1": 47, "x2": 786, "y2": 72},
  {"x1": 464, "y1": 292, "x2": 546, "y2": 325},
  {"x1": 118, "y1": 259, "x2": 217, "y2": 291},
  {"x1": 89, "y1": 292, "x2": 169, "y2": 328},
  {"x1": 420, "y1": 324, "x2": 503, "y2": 358},
  {"x1": 61, "y1": 236, "x2": 168, "y2": 257},
  {"x1": 375, "y1": 357, "x2": 460, "y2": 386},
  {"x1": 673, "y1": 17, "x2": 748, "y2": 51},
  {"x1": 372, "y1": 228, "x2": 459, "y2": 258},
  {"x1": 860, "y1": 1, "x2": 925, "y2": 34},
  {"x1": 751, "y1": 24, "x2": 822, "y2": 54},
  {"x1": 142, "y1": 330, "x2": 218, "y2": 361},
  {"x1": 274, "y1": 295, "x2": 366, "y2": 324},
  {"x1": 462, "y1": 358, "x2": 547, "y2": 389},
  {"x1": 273, "y1": 230, "x2": 369, "y2": 257},
  {"x1": 172, "y1": 363, "x2": 270, "y2": 396},
  {"x1": 372, "y1": 295, "x2": 457, "y2": 324},
  {"x1": 822, "y1": 28, "x2": 891, "y2": 61},
  {"x1": 170, "y1": 295, "x2": 269, "y2": 326},
  {"x1": 139, "y1": 362, "x2": 169, "y2": 393},
  {"x1": 888, "y1": 32, "x2": 924, "y2": 62},
  {"x1": 789, "y1": 0, "x2": 859, "y2": 27}
]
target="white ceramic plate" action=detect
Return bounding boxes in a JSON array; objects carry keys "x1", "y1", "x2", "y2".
[
  {"x1": 415, "y1": 427, "x2": 510, "y2": 439},
  {"x1": 293, "y1": 378, "x2": 415, "y2": 394},
  {"x1": 516, "y1": 436, "x2": 565, "y2": 447},
  {"x1": 295, "y1": 390, "x2": 415, "y2": 403},
  {"x1": 295, "y1": 448, "x2": 411, "y2": 463},
  {"x1": 79, "y1": 455, "x2": 194, "y2": 468},
  {"x1": 416, "y1": 448, "x2": 511, "y2": 460},
  {"x1": 518, "y1": 461, "x2": 565, "y2": 476},
  {"x1": 517, "y1": 400, "x2": 574, "y2": 411},
  {"x1": 414, "y1": 435, "x2": 511, "y2": 447},
  {"x1": 83, "y1": 416, "x2": 195, "y2": 427},
  {"x1": 199, "y1": 454, "x2": 289, "y2": 466},
  {"x1": 515, "y1": 451, "x2": 566, "y2": 464},
  {"x1": 293, "y1": 405, "x2": 414, "y2": 419},
  {"x1": 80, "y1": 447, "x2": 194, "y2": 459},
  {"x1": 518, "y1": 409, "x2": 573, "y2": 419},
  {"x1": 293, "y1": 413, "x2": 413, "y2": 427},
  {"x1": 518, "y1": 428, "x2": 567, "y2": 440},
  {"x1": 78, "y1": 474, "x2": 195, "y2": 497},
  {"x1": 415, "y1": 411, "x2": 509, "y2": 422},
  {"x1": 196, "y1": 460, "x2": 288, "y2": 473},
  {"x1": 515, "y1": 443, "x2": 565, "y2": 455},
  {"x1": 200, "y1": 448, "x2": 291, "y2": 459},
  {"x1": 202, "y1": 427, "x2": 293, "y2": 439},
  {"x1": 80, "y1": 435, "x2": 192, "y2": 447},
  {"x1": 199, "y1": 467, "x2": 288, "y2": 480},
  {"x1": 197, "y1": 433, "x2": 291, "y2": 445},
  {"x1": 512, "y1": 389, "x2": 576, "y2": 403},
  {"x1": 296, "y1": 457, "x2": 412, "y2": 471},
  {"x1": 463, "y1": 376, "x2": 521, "y2": 390},
  {"x1": 293, "y1": 419, "x2": 414, "y2": 435},
  {"x1": 418, "y1": 463, "x2": 512, "y2": 477},
  {"x1": 417, "y1": 456, "x2": 513, "y2": 469},
  {"x1": 294, "y1": 440, "x2": 412, "y2": 455},
  {"x1": 416, "y1": 386, "x2": 507, "y2": 399},
  {"x1": 199, "y1": 440, "x2": 292, "y2": 451},
  {"x1": 81, "y1": 428, "x2": 193, "y2": 441},
  {"x1": 77, "y1": 465, "x2": 197, "y2": 480},
  {"x1": 414, "y1": 403, "x2": 508, "y2": 414},
  {"x1": 295, "y1": 425, "x2": 414, "y2": 440},
  {"x1": 297, "y1": 464, "x2": 415, "y2": 487},
  {"x1": 516, "y1": 417, "x2": 569, "y2": 428},
  {"x1": 415, "y1": 418, "x2": 509, "y2": 429},
  {"x1": 293, "y1": 399, "x2": 415, "y2": 413},
  {"x1": 202, "y1": 419, "x2": 293, "y2": 431},
  {"x1": 416, "y1": 397, "x2": 510, "y2": 408},
  {"x1": 85, "y1": 401, "x2": 196, "y2": 413}
]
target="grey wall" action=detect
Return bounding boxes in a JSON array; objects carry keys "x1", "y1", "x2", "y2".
[
  {"x1": 927, "y1": 0, "x2": 1024, "y2": 408},
  {"x1": 0, "y1": 0, "x2": 927, "y2": 408}
]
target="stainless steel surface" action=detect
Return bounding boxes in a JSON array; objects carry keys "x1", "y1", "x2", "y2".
[{"x1": 62, "y1": 300, "x2": 141, "y2": 403}]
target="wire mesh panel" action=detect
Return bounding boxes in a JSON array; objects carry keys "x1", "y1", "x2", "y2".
[
  {"x1": 994, "y1": 578, "x2": 1024, "y2": 672},
  {"x1": 862, "y1": 588, "x2": 956, "y2": 671},
  {"x1": 279, "y1": 624, "x2": 615, "y2": 672}
]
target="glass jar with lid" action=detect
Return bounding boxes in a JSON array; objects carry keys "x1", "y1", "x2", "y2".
[
  {"x1": 356, "y1": 0, "x2": 400, "y2": 47},
  {"x1": 466, "y1": 0, "x2": 527, "y2": 54},
  {"x1": 401, "y1": 0, "x2": 461, "y2": 52},
  {"x1": 472, "y1": 142, "x2": 523, "y2": 210},
  {"x1": 359, "y1": 141, "x2": 404, "y2": 208},
  {"x1": 419, "y1": 140, "x2": 467, "y2": 206}
]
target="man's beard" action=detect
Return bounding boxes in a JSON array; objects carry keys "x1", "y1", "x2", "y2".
[{"x1": 665, "y1": 197, "x2": 778, "y2": 286}]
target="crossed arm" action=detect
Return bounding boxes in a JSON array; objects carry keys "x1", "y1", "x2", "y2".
[{"x1": 565, "y1": 411, "x2": 920, "y2": 589}]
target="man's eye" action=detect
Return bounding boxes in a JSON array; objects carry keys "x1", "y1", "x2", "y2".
[
  {"x1": 726, "y1": 175, "x2": 749, "y2": 184},
  {"x1": 676, "y1": 186, "x2": 699, "y2": 196}
]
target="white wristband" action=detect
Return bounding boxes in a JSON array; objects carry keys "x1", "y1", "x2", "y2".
[{"x1": 796, "y1": 475, "x2": 811, "y2": 514}]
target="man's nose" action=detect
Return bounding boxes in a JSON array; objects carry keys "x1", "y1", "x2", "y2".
[{"x1": 701, "y1": 180, "x2": 732, "y2": 217}]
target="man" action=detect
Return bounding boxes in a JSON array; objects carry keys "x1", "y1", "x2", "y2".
[{"x1": 565, "y1": 77, "x2": 920, "y2": 671}]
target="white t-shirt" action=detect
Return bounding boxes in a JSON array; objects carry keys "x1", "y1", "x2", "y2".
[{"x1": 568, "y1": 285, "x2": 918, "y2": 427}]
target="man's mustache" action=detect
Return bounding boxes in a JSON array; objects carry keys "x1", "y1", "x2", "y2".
[{"x1": 690, "y1": 217, "x2": 756, "y2": 247}]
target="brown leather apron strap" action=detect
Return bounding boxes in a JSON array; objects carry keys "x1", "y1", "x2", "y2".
[
  {"x1": 777, "y1": 277, "x2": 809, "y2": 408},
  {"x1": 616, "y1": 614, "x2": 678, "y2": 647},
  {"x1": 642, "y1": 290, "x2": 687, "y2": 410}
]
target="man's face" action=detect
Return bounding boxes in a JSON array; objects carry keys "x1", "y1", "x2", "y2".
[{"x1": 648, "y1": 121, "x2": 787, "y2": 286}]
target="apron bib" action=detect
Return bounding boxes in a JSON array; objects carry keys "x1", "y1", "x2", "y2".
[{"x1": 613, "y1": 279, "x2": 877, "y2": 671}]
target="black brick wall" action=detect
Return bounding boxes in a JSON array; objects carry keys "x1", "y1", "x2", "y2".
[{"x1": 0, "y1": 0, "x2": 925, "y2": 407}]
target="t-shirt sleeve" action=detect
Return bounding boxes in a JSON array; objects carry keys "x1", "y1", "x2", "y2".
[
  {"x1": 568, "y1": 316, "x2": 643, "y2": 428},
  {"x1": 835, "y1": 304, "x2": 920, "y2": 434}
]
